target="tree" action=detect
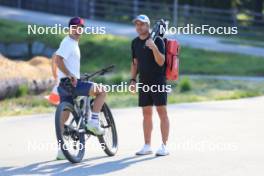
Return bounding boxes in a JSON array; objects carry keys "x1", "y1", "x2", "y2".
[
  {"x1": 178, "y1": 0, "x2": 233, "y2": 9},
  {"x1": 253, "y1": 0, "x2": 263, "y2": 21}
]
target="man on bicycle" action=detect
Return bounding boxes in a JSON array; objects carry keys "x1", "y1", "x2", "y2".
[
  {"x1": 130, "y1": 15, "x2": 170, "y2": 156},
  {"x1": 54, "y1": 17, "x2": 106, "y2": 159}
]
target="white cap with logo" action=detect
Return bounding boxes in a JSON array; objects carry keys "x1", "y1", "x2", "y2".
[{"x1": 132, "y1": 14, "x2": 150, "y2": 25}]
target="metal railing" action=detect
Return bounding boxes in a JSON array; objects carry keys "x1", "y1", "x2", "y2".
[{"x1": 0, "y1": 0, "x2": 263, "y2": 38}]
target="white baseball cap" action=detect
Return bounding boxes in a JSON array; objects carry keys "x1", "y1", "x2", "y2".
[{"x1": 132, "y1": 14, "x2": 150, "y2": 25}]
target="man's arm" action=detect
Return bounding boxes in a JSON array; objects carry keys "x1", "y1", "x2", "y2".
[
  {"x1": 55, "y1": 55, "x2": 71, "y2": 76},
  {"x1": 146, "y1": 38, "x2": 165, "y2": 66},
  {"x1": 129, "y1": 58, "x2": 138, "y2": 93},
  {"x1": 51, "y1": 54, "x2": 58, "y2": 81},
  {"x1": 152, "y1": 45, "x2": 165, "y2": 66},
  {"x1": 55, "y1": 54, "x2": 77, "y2": 86},
  {"x1": 130, "y1": 58, "x2": 138, "y2": 80}
]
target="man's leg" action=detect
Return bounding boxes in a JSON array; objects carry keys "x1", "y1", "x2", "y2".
[
  {"x1": 56, "y1": 92, "x2": 72, "y2": 160},
  {"x1": 85, "y1": 83, "x2": 106, "y2": 135},
  {"x1": 60, "y1": 111, "x2": 70, "y2": 131},
  {"x1": 57, "y1": 91, "x2": 73, "y2": 134},
  {"x1": 135, "y1": 105, "x2": 153, "y2": 155},
  {"x1": 156, "y1": 105, "x2": 169, "y2": 145},
  {"x1": 142, "y1": 106, "x2": 153, "y2": 145},
  {"x1": 155, "y1": 105, "x2": 170, "y2": 156},
  {"x1": 89, "y1": 83, "x2": 107, "y2": 113}
]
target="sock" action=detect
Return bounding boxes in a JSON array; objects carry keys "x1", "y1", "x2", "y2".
[{"x1": 91, "y1": 112, "x2": 99, "y2": 121}]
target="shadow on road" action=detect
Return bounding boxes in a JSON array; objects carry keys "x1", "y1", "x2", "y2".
[{"x1": 0, "y1": 155, "x2": 158, "y2": 175}]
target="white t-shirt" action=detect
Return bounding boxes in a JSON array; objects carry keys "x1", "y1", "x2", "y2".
[{"x1": 56, "y1": 36, "x2": 81, "y2": 80}]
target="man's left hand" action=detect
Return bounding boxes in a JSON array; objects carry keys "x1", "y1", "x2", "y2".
[{"x1": 145, "y1": 38, "x2": 157, "y2": 50}]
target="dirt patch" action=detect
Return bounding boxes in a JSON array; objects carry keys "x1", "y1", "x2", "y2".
[{"x1": 0, "y1": 55, "x2": 52, "y2": 80}]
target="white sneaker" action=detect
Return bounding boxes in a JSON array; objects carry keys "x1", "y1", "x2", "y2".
[
  {"x1": 56, "y1": 149, "x2": 66, "y2": 160},
  {"x1": 86, "y1": 119, "x2": 105, "y2": 136},
  {"x1": 155, "y1": 144, "x2": 169, "y2": 156},
  {"x1": 135, "y1": 144, "x2": 153, "y2": 155}
]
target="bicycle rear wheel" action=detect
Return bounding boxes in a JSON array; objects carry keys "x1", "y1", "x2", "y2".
[
  {"x1": 98, "y1": 103, "x2": 118, "y2": 156},
  {"x1": 55, "y1": 102, "x2": 85, "y2": 163}
]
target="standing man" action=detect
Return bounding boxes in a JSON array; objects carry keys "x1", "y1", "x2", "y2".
[
  {"x1": 130, "y1": 15, "x2": 170, "y2": 156},
  {"x1": 55, "y1": 17, "x2": 106, "y2": 159}
]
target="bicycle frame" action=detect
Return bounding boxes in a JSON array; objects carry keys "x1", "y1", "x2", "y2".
[
  {"x1": 72, "y1": 96, "x2": 89, "y2": 132},
  {"x1": 66, "y1": 65, "x2": 115, "y2": 134}
]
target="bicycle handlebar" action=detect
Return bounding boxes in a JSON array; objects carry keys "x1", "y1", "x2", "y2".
[{"x1": 80, "y1": 65, "x2": 115, "y2": 81}]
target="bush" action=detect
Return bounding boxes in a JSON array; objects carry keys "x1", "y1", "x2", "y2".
[
  {"x1": 16, "y1": 84, "x2": 29, "y2": 97},
  {"x1": 179, "y1": 77, "x2": 192, "y2": 92}
]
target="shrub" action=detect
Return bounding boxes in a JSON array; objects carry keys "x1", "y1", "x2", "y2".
[
  {"x1": 16, "y1": 84, "x2": 29, "y2": 97},
  {"x1": 179, "y1": 77, "x2": 192, "y2": 92}
]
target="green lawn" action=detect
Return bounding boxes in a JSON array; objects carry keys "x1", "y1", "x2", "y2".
[
  {"x1": 1, "y1": 19, "x2": 264, "y2": 117},
  {"x1": 220, "y1": 37, "x2": 264, "y2": 48},
  {"x1": 1, "y1": 77, "x2": 264, "y2": 117},
  {"x1": 1, "y1": 19, "x2": 264, "y2": 76}
]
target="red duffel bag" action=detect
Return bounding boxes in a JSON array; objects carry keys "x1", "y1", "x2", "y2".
[{"x1": 164, "y1": 39, "x2": 180, "y2": 81}]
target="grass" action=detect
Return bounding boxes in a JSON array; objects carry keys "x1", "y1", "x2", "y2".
[
  {"x1": 0, "y1": 94, "x2": 54, "y2": 117},
  {"x1": 1, "y1": 19, "x2": 264, "y2": 116},
  {"x1": 1, "y1": 19, "x2": 264, "y2": 76},
  {"x1": 180, "y1": 47, "x2": 264, "y2": 76},
  {"x1": 1, "y1": 77, "x2": 264, "y2": 117},
  {"x1": 220, "y1": 37, "x2": 264, "y2": 48}
]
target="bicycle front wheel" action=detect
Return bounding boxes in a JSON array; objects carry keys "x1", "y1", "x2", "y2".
[{"x1": 55, "y1": 102, "x2": 85, "y2": 163}]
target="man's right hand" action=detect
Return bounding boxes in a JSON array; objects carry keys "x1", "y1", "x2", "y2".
[
  {"x1": 129, "y1": 79, "x2": 137, "y2": 94},
  {"x1": 67, "y1": 73, "x2": 77, "y2": 87}
]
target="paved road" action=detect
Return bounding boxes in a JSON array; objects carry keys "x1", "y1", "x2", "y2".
[
  {"x1": 0, "y1": 5, "x2": 264, "y2": 57},
  {"x1": 0, "y1": 96, "x2": 264, "y2": 176}
]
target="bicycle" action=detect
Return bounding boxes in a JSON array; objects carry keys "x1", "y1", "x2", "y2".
[{"x1": 55, "y1": 65, "x2": 118, "y2": 163}]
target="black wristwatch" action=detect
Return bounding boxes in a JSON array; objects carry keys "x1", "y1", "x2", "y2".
[{"x1": 130, "y1": 78, "x2": 137, "y2": 83}]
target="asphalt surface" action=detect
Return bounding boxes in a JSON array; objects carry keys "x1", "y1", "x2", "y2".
[
  {"x1": 0, "y1": 96, "x2": 264, "y2": 176},
  {"x1": 0, "y1": 5, "x2": 264, "y2": 57}
]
